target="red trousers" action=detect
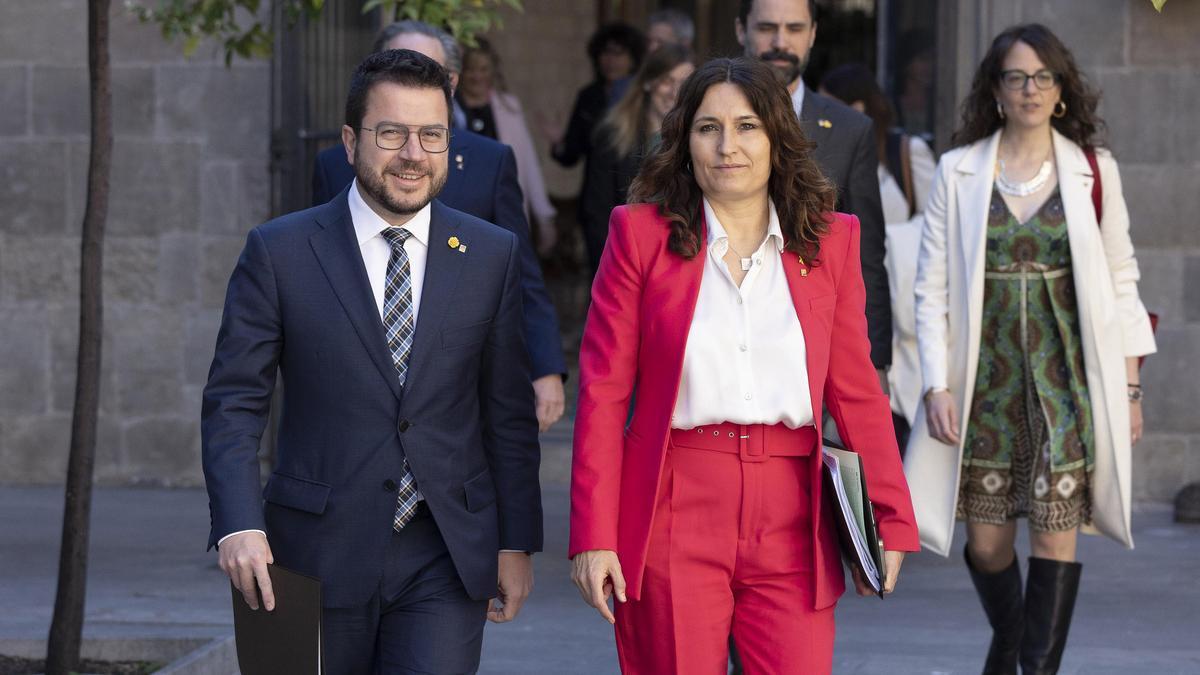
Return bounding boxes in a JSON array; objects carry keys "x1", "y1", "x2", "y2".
[{"x1": 614, "y1": 423, "x2": 835, "y2": 675}]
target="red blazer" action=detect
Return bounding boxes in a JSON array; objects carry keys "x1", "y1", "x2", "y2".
[{"x1": 569, "y1": 204, "x2": 919, "y2": 609}]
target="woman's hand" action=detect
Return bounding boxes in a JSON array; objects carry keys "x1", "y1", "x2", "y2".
[
  {"x1": 570, "y1": 549, "x2": 626, "y2": 624},
  {"x1": 1130, "y1": 399, "x2": 1143, "y2": 446},
  {"x1": 925, "y1": 390, "x2": 961, "y2": 446},
  {"x1": 850, "y1": 550, "x2": 906, "y2": 596}
]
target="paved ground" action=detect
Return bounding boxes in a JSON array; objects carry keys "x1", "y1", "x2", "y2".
[{"x1": 3, "y1": 427, "x2": 1199, "y2": 674}]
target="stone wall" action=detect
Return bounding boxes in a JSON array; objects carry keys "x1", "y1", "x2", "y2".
[
  {"x1": 944, "y1": 0, "x2": 1200, "y2": 500},
  {"x1": 0, "y1": 1, "x2": 268, "y2": 485}
]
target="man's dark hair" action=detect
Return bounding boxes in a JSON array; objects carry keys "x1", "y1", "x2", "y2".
[
  {"x1": 737, "y1": 0, "x2": 818, "y2": 26},
  {"x1": 586, "y1": 22, "x2": 647, "y2": 81},
  {"x1": 344, "y1": 49, "x2": 453, "y2": 131}
]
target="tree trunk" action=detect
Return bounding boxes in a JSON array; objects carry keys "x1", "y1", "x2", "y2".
[{"x1": 45, "y1": 0, "x2": 111, "y2": 672}]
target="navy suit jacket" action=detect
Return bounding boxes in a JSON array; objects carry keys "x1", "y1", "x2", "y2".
[
  {"x1": 312, "y1": 130, "x2": 567, "y2": 380},
  {"x1": 800, "y1": 89, "x2": 892, "y2": 369},
  {"x1": 201, "y1": 195, "x2": 543, "y2": 607}
]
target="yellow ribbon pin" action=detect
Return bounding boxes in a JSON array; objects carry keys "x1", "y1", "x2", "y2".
[{"x1": 818, "y1": 119, "x2": 832, "y2": 129}]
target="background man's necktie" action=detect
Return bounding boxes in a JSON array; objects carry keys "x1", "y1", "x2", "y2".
[{"x1": 380, "y1": 227, "x2": 421, "y2": 531}]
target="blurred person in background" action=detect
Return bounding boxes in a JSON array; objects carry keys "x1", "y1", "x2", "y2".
[
  {"x1": 646, "y1": 7, "x2": 695, "y2": 53},
  {"x1": 580, "y1": 44, "x2": 694, "y2": 275},
  {"x1": 907, "y1": 24, "x2": 1157, "y2": 675},
  {"x1": 542, "y1": 22, "x2": 646, "y2": 273},
  {"x1": 458, "y1": 37, "x2": 559, "y2": 255},
  {"x1": 820, "y1": 62, "x2": 936, "y2": 453}
]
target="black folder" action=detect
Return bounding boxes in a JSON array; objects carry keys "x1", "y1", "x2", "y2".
[
  {"x1": 821, "y1": 443, "x2": 886, "y2": 598},
  {"x1": 231, "y1": 564, "x2": 323, "y2": 674}
]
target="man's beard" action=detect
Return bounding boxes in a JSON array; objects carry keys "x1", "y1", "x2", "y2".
[
  {"x1": 354, "y1": 153, "x2": 448, "y2": 217},
  {"x1": 755, "y1": 48, "x2": 805, "y2": 87}
]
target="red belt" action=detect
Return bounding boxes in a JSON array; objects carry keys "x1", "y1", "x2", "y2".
[{"x1": 669, "y1": 422, "x2": 818, "y2": 463}]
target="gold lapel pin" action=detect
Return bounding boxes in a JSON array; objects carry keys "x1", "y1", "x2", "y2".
[
  {"x1": 797, "y1": 255, "x2": 809, "y2": 277},
  {"x1": 817, "y1": 119, "x2": 832, "y2": 129},
  {"x1": 455, "y1": 154, "x2": 464, "y2": 171},
  {"x1": 448, "y1": 236, "x2": 460, "y2": 249}
]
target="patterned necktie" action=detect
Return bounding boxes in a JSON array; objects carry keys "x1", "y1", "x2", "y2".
[{"x1": 380, "y1": 227, "x2": 421, "y2": 530}]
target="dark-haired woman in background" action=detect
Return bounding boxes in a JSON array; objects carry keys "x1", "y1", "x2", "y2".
[
  {"x1": 905, "y1": 24, "x2": 1156, "y2": 674},
  {"x1": 579, "y1": 44, "x2": 694, "y2": 275},
  {"x1": 569, "y1": 57, "x2": 918, "y2": 674},
  {"x1": 820, "y1": 63, "x2": 936, "y2": 453},
  {"x1": 543, "y1": 22, "x2": 645, "y2": 271}
]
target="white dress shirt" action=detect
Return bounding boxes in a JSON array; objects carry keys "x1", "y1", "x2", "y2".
[
  {"x1": 670, "y1": 198, "x2": 815, "y2": 430},
  {"x1": 217, "y1": 181, "x2": 431, "y2": 547},
  {"x1": 790, "y1": 84, "x2": 807, "y2": 119}
]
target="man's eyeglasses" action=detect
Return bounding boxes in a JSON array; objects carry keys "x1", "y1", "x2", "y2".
[
  {"x1": 360, "y1": 123, "x2": 451, "y2": 153},
  {"x1": 999, "y1": 69, "x2": 1060, "y2": 91}
]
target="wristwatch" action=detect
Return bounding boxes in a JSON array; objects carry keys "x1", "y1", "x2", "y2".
[{"x1": 1127, "y1": 384, "x2": 1143, "y2": 402}]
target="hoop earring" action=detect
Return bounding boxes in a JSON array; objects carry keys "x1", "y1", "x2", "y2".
[
  {"x1": 1053, "y1": 101, "x2": 1067, "y2": 118},
  {"x1": 996, "y1": 101, "x2": 1005, "y2": 120}
]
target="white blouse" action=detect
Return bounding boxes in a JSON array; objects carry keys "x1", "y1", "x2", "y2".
[{"x1": 671, "y1": 198, "x2": 815, "y2": 430}]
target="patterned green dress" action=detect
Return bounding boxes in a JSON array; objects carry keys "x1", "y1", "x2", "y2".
[{"x1": 958, "y1": 186, "x2": 1094, "y2": 532}]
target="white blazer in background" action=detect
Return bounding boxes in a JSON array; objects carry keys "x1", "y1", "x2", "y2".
[{"x1": 906, "y1": 128, "x2": 1157, "y2": 556}]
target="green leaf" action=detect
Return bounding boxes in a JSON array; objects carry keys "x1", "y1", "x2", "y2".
[{"x1": 1151, "y1": 0, "x2": 1167, "y2": 10}]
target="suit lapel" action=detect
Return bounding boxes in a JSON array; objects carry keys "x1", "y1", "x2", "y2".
[
  {"x1": 780, "y1": 251, "x2": 828, "y2": 429},
  {"x1": 955, "y1": 130, "x2": 1001, "y2": 287},
  {"x1": 309, "y1": 194, "x2": 403, "y2": 402},
  {"x1": 401, "y1": 201, "x2": 468, "y2": 398},
  {"x1": 798, "y1": 89, "x2": 828, "y2": 153}
]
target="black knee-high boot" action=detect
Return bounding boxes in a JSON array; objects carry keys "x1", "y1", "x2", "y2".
[
  {"x1": 1020, "y1": 557, "x2": 1082, "y2": 674},
  {"x1": 965, "y1": 546, "x2": 1024, "y2": 675}
]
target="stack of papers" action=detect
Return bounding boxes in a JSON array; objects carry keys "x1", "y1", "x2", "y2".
[{"x1": 822, "y1": 445, "x2": 885, "y2": 596}]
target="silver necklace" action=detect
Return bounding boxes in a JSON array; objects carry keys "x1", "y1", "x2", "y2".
[
  {"x1": 995, "y1": 157, "x2": 1053, "y2": 197},
  {"x1": 726, "y1": 240, "x2": 758, "y2": 271}
]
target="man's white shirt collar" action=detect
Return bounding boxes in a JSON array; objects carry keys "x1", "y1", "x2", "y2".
[
  {"x1": 790, "y1": 83, "x2": 806, "y2": 119},
  {"x1": 348, "y1": 178, "x2": 432, "y2": 247}
]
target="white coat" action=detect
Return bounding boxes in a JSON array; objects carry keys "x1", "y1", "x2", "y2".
[{"x1": 906, "y1": 129, "x2": 1157, "y2": 556}]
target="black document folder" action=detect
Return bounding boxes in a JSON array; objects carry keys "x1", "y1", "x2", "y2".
[
  {"x1": 821, "y1": 444, "x2": 886, "y2": 598},
  {"x1": 231, "y1": 564, "x2": 323, "y2": 674}
]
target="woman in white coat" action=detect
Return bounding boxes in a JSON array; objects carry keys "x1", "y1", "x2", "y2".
[{"x1": 907, "y1": 24, "x2": 1156, "y2": 675}]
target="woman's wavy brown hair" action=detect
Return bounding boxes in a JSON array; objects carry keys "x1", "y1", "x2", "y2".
[
  {"x1": 952, "y1": 23, "x2": 1106, "y2": 149},
  {"x1": 627, "y1": 57, "x2": 836, "y2": 262}
]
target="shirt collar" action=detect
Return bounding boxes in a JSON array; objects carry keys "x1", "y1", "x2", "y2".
[
  {"x1": 702, "y1": 197, "x2": 784, "y2": 253},
  {"x1": 790, "y1": 84, "x2": 806, "y2": 118},
  {"x1": 348, "y1": 178, "x2": 431, "y2": 248}
]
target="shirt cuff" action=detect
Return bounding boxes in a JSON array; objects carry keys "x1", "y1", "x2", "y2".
[{"x1": 217, "y1": 529, "x2": 266, "y2": 547}]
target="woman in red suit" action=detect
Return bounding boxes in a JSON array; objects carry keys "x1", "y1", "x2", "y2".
[{"x1": 569, "y1": 57, "x2": 921, "y2": 674}]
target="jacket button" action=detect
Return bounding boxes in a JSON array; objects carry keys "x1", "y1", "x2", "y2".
[
  {"x1": 383, "y1": 479, "x2": 397, "y2": 491},
  {"x1": 397, "y1": 419, "x2": 411, "y2": 433}
]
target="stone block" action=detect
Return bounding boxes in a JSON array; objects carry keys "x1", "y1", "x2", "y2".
[
  {"x1": 116, "y1": 364, "x2": 184, "y2": 418},
  {"x1": 0, "y1": 66, "x2": 28, "y2": 136},
  {"x1": 200, "y1": 236, "x2": 251, "y2": 308},
  {"x1": 113, "y1": 67, "x2": 156, "y2": 137},
  {"x1": 0, "y1": 308, "x2": 50, "y2": 415},
  {"x1": 1134, "y1": 249, "x2": 1181, "y2": 324},
  {"x1": 98, "y1": 140, "x2": 202, "y2": 235},
  {"x1": 1185, "y1": 256, "x2": 1200, "y2": 323},
  {"x1": 1131, "y1": 0, "x2": 1200, "y2": 66},
  {"x1": 123, "y1": 417, "x2": 201, "y2": 485},
  {"x1": 103, "y1": 237, "x2": 159, "y2": 304},
  {"x1": 0, "y1": 140, "x2": 69, "y2": 235},
  {"x1": 1133, "y1": 435, "x2": 1196, "y2": 502},
  {"x1": 32, "y1": 66, "x2": 88, "y2": 136},
  {"x1": 109, "y1": 4, "x2": 219, "y2": 65},
  {"x1": 185, "y1": 310, "x2": 222, "y2": 385},
  {"x1": 0, "y1": 414, "x2": 71, "y2": 483},
  {"x1": 0, "y1": 0, "x2": 86, "y2": 64},
  {"x1": 1117, "y1": 164, "x2": 1200, "y2": 249},
  {"x1": 238, "y1": 162, "x2": 271, "y2": 229},
  {"x1": 199, "y1": 161, "x2": 240, "y2": 234},
  {"x1": 1139, "y1": 325, "x2": 1200, "y2": 434},
  {"x1": 158, "y1": 235, "x2": 200, "y2": 304},
  {"x1": 64, "y1": 141, "x2": 89, "y2": 235},
  {"x1": 155, "y1": 64, "x2": 270, "y2": 161},
  {"x1": 1096, "y1": 70, "x2": 1199, "y2": 165},
  {"x1": 0, "y1": 236, "x2": 79, "y2": 304},
  {"x1": 105, "y1": 304, "x2": 185, "y2": 376},
  {"x1": 48, "y1": 304, "x2": 118, "y2": 416},
  {"x1": 1018, "y1": 0, "x2": 1127, "y2": 68}
]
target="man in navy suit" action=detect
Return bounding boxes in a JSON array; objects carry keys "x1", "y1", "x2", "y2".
[
  {"x1": 203, "y1": 49, "x2": 541, "y2": 673},
  {"x1": 312, "y1": 21, "x2": 567, "y2": 432}
]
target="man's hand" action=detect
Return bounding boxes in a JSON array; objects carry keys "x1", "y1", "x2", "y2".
[
  {"x1": 850, "y1": 550, "x2": 905, "y2": 596},
  {"x1": 218, "y1": 531, "x2": 275, "y2": 611},
  {"x1": 532, "y1": 374, "x2": 565, "y2": 432},
  {"x1": 570, "y1": 549, "x2": 625, "y2": 624},
  {"x1": 488, "y1": 551, "x2": 533, "y2": 623}
]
